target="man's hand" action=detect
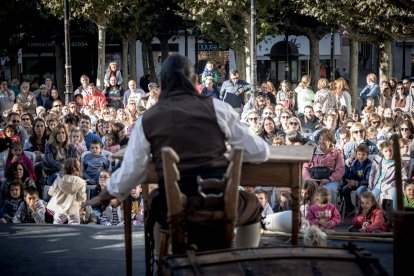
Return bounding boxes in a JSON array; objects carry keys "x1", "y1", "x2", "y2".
[{"x1": 81, "y1": 188, "x2": 114, "y2": 212}]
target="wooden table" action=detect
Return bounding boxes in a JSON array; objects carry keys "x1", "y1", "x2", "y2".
[
  {"x1": 114, "y1": 145, "x2": 314, "y2": 245},
  {"x1": 115, "y1": 145, "x2": 314, "y2": 275}
]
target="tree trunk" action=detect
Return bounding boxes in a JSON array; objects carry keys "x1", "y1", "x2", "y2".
[
  {"x1": 379, "y1": 40, "x2": 392, "y2": 83},
  {"x1": 55, "y1": 42, "x2": 65, "y2": 101},
  {"x1": 129, "y1": 33, "x2": 137, "y2": 82},
  {"x1": 96, "y1": 24, "x2": 106, "y2": 91},
  {"x1": 349, "y1": 39, "x2": 359, "y2": 110},
  {"x1": 158, "y1": 34, "x2": 169, "y2": 62},
  {"x1": 9, "y1": 48, "x2": 19, "y2": 81},
  {"x1": 143, "y1": 39, "x2": 156, "y2": 83},
  {"x1": 234, "y1": 49, "x2": 247, "y2": 81},
  {"x1": 142, "y1": 40, "x2": 149, "y2": 77},
  {"x1": 122, "y1": 38, "x2": 129, "y2": 81},
  {"x1": 244, "y1": 15, "x2": 251, "y2": 83},
  {"x1": 307, "y1": 34, "x2": 320, "y2": 91}
]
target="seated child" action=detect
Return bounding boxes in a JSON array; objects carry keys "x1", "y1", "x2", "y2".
[
  {"x1": 0, "y1": 125, "x2": 20, "y2": 143},
  {"x1": 306, "y1": 186, "x2": 341, "y2": 231},
  {"x1": 403, "y1": 180, "x2": 414, "y2": 208},
  {"x1": 131, "y1": 184, "x2": 144, "y2": 226},
  {"x1": 12, "y1": 186, "x2": 46, "y2": 223},
  {"x1": 103, "y1": 132, "x2": 120, "y2": 153},
  {"x1": 255, "y1": 189, "x2": 273, "y2": 217},
  {"x1": 47, "y1": 158, "x2": 86, "y2": 224},
  {"x1": 5, "y1": 142, "x2": 35, "y2": 181},
  {"x1": 82, "y1": 140, "x2": 110, "y2": 185},
  {"x1": 79, "y1": 205, "x2": 98, "y2": 224},
  {"x1": 342, "y1": 144, "x2": 372, "y2": 214},
  {"x1": 100, "y1": 198, "x2": 124, "y2": 226},
  {"x1": 274, "y1": 191, "x2": 292, "y2": 212},
  {"x1": 0, "y1": 180, "x2": 24, "y2": 223},
  {"x1": 349, "y1": 191, "x2": 388, "y2": 232},
  {"x1": 70, "y1": 128, "x2": 87, "y2": 159},
  {"x1": 368, "y1": 140, "x2": 402, "y2": 209}
]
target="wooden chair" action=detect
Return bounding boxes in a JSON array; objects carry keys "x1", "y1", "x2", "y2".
[{"x1": 158, "y1": 146, "x2": 244, "y2": 263}]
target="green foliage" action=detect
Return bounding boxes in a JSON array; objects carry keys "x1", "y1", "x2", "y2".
[{"x1": 294, "y1": 0, "x2": 414, "y2": 40}]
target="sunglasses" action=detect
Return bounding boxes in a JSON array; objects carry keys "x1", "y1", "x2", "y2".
[
  {"x1": 289, "y1": 122, "x2": 298, "y2": 126},
  {"x1": 248, "y1": 117, "x2": 258, "y2": 121},
  {"x1": 353, "y1": 130, "x2": 364, "y2": 134},
  {"x1": 281, "y1": 116, "x2": 290, "y2": 119},
  {"x1": 11, "y1": 120, "x2": 21, "y2": 123},
  {"x1": 400, "y1": 128, "x2": 410, "y2": 132},
  {"x1": 99, "y1": 175, "x2": 110, "y2": 179}
]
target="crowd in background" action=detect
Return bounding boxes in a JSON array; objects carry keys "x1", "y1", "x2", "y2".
[{"x1": 0, "y1": 59, "x2": 414, "y2": 233}]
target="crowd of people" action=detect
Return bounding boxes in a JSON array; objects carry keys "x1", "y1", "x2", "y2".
[{"x1": 0, "y1": 57, "x2": 413, "y2": 235}]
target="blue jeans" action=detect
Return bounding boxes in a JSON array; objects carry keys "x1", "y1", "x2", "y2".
[{"x1": 324, "y1": 181, "x2": 339, "y2": 204}]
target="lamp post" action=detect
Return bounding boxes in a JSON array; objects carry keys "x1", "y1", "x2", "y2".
[
  {"x1": 64, "y1": 0, "x2": 73, "y2": 105},
  {"x1": 250, "y1": 0, "x2": 257, "y2": 99}
]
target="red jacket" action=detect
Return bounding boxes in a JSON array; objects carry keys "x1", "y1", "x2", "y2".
[
  {"x1": 352, "y1": 208, "x2": 388, "y2": 232},
  {"x1": 84, "y1": 90, "x2": 106, "y2": 110}
]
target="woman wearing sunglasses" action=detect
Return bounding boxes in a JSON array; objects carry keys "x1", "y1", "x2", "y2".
[
  {"x1": 398, "y1": 119, "x2": 414, "y2": 142},
  {"x1": 391, "y1": 84, "x2": 412, "y2": 113},
  {"x1": 343, "y1": 122, "x2": 379, "y2": 166}
]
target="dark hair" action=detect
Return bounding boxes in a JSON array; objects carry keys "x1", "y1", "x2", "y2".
[
  {"x1": 316, "y1": 128, "x2": 336, "y2": 143},
  {"x1": 63, "y1": 114, "x2": 79, "y2": 126},
  {"x1": 356, "y1": 143, "x2": 370, "y2": 155},
  {"x1": 80, "y1": 114, "x2": 91, "y2": 123},
  {"x1": 6, "y1": 161, "x2": 30, "y2": 182},
  {"x1": 21, "y1": 112, "x2": 34, "y2": 126},
  {"x1": 7, "y1": 112, "x2": 19, "y2": 121},
  {"x1": 160, "y1": 54, "x2": 199, "y2": 99},
  {"x1": 23, "y1": 186, "x2": 38, "y2": 197},
  {"x1": 90, "y1": 139, "x2": 102, "y2": 147},
  {"x1": 29, "y1": 118, "x2": 49, "y2": 147}
]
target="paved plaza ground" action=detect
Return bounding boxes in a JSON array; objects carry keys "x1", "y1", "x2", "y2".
[{"x1": 0, "y1": 221, "x2": 393, "y2": 276}]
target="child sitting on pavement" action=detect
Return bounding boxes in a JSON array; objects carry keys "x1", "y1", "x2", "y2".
[
  {"x1": 349, "y1": 191, "x2": 388, "y2": 233},
  {"x1": 0, "y1": 180, "x2": 24, "y2": 223},
  {"x1": 342, "y1": 144, "x2": 372, "y2": 215},
  {"x1": 82, "y1": 140, "x2": 110, "y2": 185},
  {"x1": 306, "y1": 186, "x2": 341, "y2": 231},
  {"x1": 100, "y1": 198, "x2": 124, "y2": 226},
  {"x1": 47, "y1": 158, "x2": 86, "y2": 224},
  {"x1": 12, "y1": 186, "x2": 45, "y2": 223}
]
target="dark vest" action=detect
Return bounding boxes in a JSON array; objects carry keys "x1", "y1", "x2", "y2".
[{"x1": 142, "y1": 91, "x2": 228, "y2": 180}]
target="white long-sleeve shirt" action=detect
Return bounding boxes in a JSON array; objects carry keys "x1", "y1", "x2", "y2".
[{"x1": 107, "y1": 98, "x2": 270, "y2": 200}]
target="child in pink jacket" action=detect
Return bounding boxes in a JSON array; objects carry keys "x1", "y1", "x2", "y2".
[
  {"x1": 349, "y1": 191, "x2": 388, "y2": 233},
  {"x1": 306, "y1": 186, "x2": 341, "y2": 231}
]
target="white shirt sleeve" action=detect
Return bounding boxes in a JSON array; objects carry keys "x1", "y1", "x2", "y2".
[
  {"x1": 107, "y1": 117, "x2": 151, "y2": 199},
  {"x1": 213, "y1": 99, "x2": 270, "y2": 163}
]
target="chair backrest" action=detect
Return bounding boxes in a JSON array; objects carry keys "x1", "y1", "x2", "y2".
[{"x1": 161, "y1": 146, "x2": 244, "y2": 254}]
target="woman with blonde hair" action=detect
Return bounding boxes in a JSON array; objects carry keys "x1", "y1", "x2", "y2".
[
  {"x1": 104, "y1": 61, "x2": 123, "y2": 88},
  {"x1": 314, "y1": 78, "x2": 336, "y2": 114},
  {"x1": 294, "y1": 75, "x2": 315, "y2": 114},
  {"x1": 333, "y1": 77, "x2": 352, "y2": 115},
  {"x1": 277, "y1": 80, "x2": 296, "y2": 113},
  {"x1": 360, "y1": 73, "x2": 380, "y2": 108}
]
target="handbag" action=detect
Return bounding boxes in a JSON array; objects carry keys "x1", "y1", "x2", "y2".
[{"x1": 309, "y1": 166, "x2": 331, "y2": 180}]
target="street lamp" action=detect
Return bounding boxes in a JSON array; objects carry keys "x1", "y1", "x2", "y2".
[{"x1": 64, "y1": 0, "x2": 73, "y2": 104}]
